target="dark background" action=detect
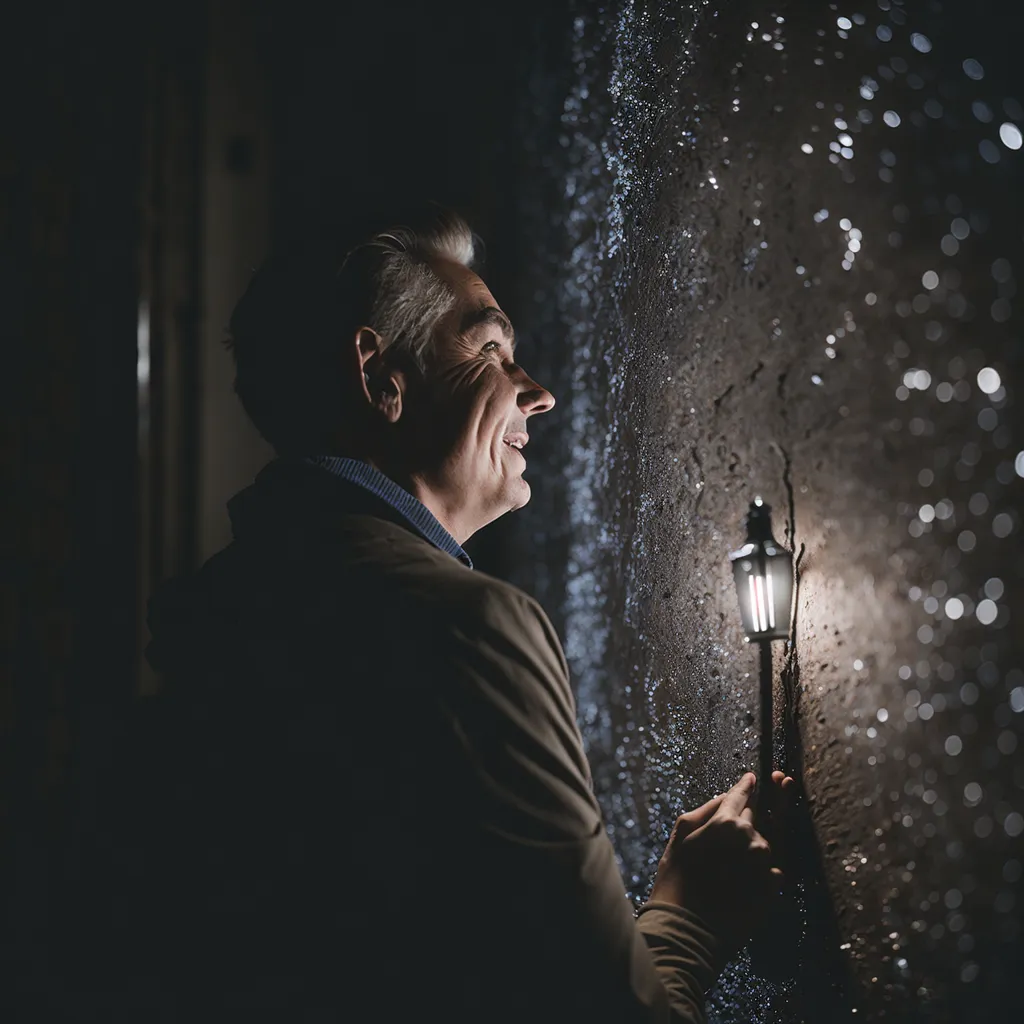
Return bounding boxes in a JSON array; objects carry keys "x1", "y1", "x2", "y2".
[{"x1": 0, "y1": 0, "x2": 572, "y2": 1006}]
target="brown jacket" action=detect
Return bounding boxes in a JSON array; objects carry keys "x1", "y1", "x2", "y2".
[{"x1": 138, "y1": 460, "x2": 722, "y2": 1021}]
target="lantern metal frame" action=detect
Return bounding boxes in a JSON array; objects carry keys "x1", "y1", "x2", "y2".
[{"x1": 729, "y1": 497, "x2": 794, "y2": 643}]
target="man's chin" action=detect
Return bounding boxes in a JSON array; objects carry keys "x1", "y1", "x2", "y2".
[
  {"x1": 484, "y1": 478, "x2": 532, "y2": 526},
  {"x1": 510, "y1": 475, "x2": 531, "y2": 509}
]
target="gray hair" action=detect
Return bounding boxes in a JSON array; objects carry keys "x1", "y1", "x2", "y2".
[
  {"x1": 350, "y1": 210, "x2": 477, "y2": 372},
  {"x1": 227, "y1": 206, "x2": 478, "y2": 453}
]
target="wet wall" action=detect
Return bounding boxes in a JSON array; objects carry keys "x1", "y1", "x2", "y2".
[{"x1": 506, "y1": 1, "x2": 1024, "y2": 1020}]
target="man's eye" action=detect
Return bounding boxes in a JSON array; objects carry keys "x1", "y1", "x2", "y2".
[{"x1": 482, "y1": 340, "x2": 502, "y2": 354}]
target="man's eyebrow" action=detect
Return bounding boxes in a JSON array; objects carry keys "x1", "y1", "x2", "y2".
[{"x1": 460, "y1": 306, "x2": 516, "y2": 350}]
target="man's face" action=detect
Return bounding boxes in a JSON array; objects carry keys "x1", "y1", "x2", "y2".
[{"x1": 396, "y1": 258, "x2": 555, "y2": 542}]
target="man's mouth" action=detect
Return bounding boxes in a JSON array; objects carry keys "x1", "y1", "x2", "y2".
[{"x1": 502, "y1": 431, "x2": 529, "y2": 452}]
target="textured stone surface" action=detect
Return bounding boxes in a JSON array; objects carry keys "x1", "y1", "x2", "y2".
[{"x1": 507, "y1": 1, "x2": 1024, "y2": 1019}]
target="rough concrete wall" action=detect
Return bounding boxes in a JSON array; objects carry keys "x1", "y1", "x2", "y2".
[{"x1": 509, "y1": 1, "x2": 1023, "y2": 1020}]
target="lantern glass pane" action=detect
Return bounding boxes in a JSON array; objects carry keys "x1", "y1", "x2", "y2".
[
  {"x1": 731, "y1": 545, "x2": 793, "y2": 640},
  {"x1": 765, "y1": 551, "x2": 793, "y2": 637},
  {"x1": 754, "y1": 573, "x2": 768, "y2": 633},
  {"x1": 731, "y1": 559, "x2": 758, "y2": 635}
]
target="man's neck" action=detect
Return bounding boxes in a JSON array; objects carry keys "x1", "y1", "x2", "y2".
[
  {"x1": 355, "y1": 455, "x2": 475, "y2": 546},
  {"x1": 400, "y1": 470, "x2": 475, "y2": 547}
]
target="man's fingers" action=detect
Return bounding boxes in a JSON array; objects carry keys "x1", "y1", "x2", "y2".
[
  {"x1": 775, "y1": 774, "x2": 798, "y2": 814},
  {"x1": 739, "y1": 805, "x2": 756, "y2": 826},
  {"x1": 767, "y1": 866, "x2": 785, "y2": 896},
  {"x1": 717, "y1": 771, "x2": 757, "y2": 816},
  {"x1": 769, "y1": 771, "x2": 798, "y2": 813},
  {"x1": 675, "y1": 794, "x2": 725, "y2": 836}
]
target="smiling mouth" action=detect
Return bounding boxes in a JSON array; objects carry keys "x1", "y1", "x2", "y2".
[{"x1": 502, "y1": 431, "x2": 529, "y2": 452}]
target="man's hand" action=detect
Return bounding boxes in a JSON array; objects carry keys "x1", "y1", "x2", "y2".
[{"x1": 648, "y1": 771, "x2": 795, "y2": 957}]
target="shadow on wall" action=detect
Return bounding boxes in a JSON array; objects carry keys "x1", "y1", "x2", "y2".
[{"x1": 508, "y1": 1, "x2": 1024, "y2": 1021}]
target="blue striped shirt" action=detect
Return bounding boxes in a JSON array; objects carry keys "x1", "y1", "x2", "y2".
[{"x1": 306, "y1": 456, "x2": 473, "y2": 570}]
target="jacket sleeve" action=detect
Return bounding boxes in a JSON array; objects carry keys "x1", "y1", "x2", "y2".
[{"x1": 437, "y1": 583, "x2": 723, "y2": 1023}]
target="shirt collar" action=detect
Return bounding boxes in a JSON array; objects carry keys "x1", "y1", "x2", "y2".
[{"x1": 305, "y1": 456, "x2": 473, "y2": 569}]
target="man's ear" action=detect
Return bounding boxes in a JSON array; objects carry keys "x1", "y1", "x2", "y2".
[
  {"x1": 354, "y1": 327, "x2": 404, "y2": 424},
  {"x1": 353, "y1": 326, "x2": 382, "y2": 383}
]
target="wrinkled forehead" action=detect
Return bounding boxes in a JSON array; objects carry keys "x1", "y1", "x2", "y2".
[
  {"x1": 420, "y1": 259, "x2": 516, "y2": 368},
  {"x1": 430, "y1": 257, "x2": 507, "y2": 325}
]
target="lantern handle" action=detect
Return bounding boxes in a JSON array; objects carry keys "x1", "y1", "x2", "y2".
[{"x1": 745, "y1": 498, "x2": 782, "y2": 546}]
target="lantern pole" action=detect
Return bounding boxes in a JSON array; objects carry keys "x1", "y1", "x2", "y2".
[{"x1": 757, "y1": 639, "x2": 774, "y2": 825}]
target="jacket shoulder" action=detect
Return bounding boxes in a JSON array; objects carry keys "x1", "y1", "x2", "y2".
[
  {"x1": 405, "y1": 544, "x2": 560, "y2": 658},
  {"x1": 341, "y1": 517, "x2": 547, "y2": 621},
  {"x1": 342, "y1": 519, "x2": 571, "y2": 685}
]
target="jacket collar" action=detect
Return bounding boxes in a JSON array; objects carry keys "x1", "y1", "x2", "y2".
[{"x1": 228, "y1": 457, "x2": 473, "y2": 569}]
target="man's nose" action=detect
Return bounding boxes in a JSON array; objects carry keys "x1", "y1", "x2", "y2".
[{"x1": 517, "y1": 373, "x2": 555, "y2": 416}]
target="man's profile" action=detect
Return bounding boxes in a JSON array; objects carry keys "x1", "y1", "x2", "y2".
[{"x1": 133, "y1": 205, "x2": 792, "y2": 1021}]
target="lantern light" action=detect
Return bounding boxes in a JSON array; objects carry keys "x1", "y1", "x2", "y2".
[{"x1": 729, "y1": 497, "x2": 793, "y2": 642}]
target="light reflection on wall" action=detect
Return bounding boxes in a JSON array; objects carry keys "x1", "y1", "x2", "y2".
[{"x1": 513, "y1": 1, "x2": 1024, "y2": 1019}]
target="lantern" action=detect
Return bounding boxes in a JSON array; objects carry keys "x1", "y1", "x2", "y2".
[
  {"x1": 729, "y1": 497, "x2": 793, "y2": 642},
  {"x1": 729, "y1": 496, "x2": 801, "y2": 984}
]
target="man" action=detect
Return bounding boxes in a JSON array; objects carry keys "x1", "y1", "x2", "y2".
[{"x1": 141, "y1": 206, "x2": 793, "y2": 1021}]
